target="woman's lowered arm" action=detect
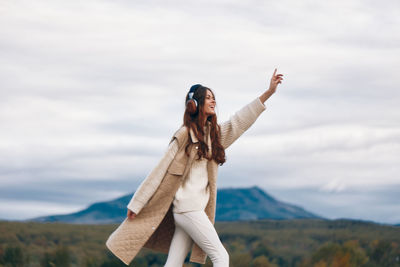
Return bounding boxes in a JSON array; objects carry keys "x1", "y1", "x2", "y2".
[{"x1": 126, "y1": 138, "x2": 179, "y2": 217}]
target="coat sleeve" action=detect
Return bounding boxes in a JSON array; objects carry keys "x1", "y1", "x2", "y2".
[
  {"x1": 219, "y1": 96, "x2": 267, "y2": 149},
  {"x1": 127, "y1": 138, "x2": 179, "y2": 215}
]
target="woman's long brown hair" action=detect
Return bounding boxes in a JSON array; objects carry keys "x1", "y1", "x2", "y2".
[{"x1": 183, "y1": 86, "x2": 226, "y2": 165}]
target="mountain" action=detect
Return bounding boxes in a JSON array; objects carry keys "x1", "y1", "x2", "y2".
[
  {"x1": 216, "y1": 186, "x2": 319, "y2": 221},
  {"x1": 26, "y1": 194, "x2": 132, "y2": 224},
  {"x1": 26, "y1": 186, "x2": 320, "y2": 224}
]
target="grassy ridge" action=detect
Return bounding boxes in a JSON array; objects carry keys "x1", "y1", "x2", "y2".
[{"x1": 0, "y1": 219, "x2": 399, "y2": 266}]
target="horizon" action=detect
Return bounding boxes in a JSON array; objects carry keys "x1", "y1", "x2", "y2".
[{"x1": 1, "y1": 185, "x2": 398, "y2": 226}]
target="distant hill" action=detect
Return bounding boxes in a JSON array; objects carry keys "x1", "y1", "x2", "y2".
[
  {"x1": 216, "y1": 186, "x2": 319, "y2": 221},
  {"x1": 26, "y1": 186, "x2": 321, "y2": 224}
]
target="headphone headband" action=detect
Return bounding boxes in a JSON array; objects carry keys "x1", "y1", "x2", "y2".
[{"x1": 188, "y1": 84, "x2": 202, "y2": 99}]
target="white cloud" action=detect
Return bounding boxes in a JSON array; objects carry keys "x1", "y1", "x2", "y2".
[
  {"x1": 320, "y1": 179, "x2": 347, "y2": 193},
  {"x1": 224, "y1": 122, "x2": 400, "y2": 189}
]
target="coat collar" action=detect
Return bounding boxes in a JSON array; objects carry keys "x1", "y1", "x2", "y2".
[{"x1": 189, "y1": 121, "x2": 211, "y2": 143}]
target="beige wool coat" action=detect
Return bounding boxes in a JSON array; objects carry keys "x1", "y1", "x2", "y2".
[{"x1": 105, "y1": 96, "x2": 267, "y2": 265}]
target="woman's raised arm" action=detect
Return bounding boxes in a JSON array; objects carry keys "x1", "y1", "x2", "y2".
[{"x1": 219, "y1": 69, "x2": 283, "y2": 149}]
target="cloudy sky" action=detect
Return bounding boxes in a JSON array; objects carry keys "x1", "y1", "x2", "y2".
[{"x1": 1, "y1": 0, "x2": 399, "y2": 224}]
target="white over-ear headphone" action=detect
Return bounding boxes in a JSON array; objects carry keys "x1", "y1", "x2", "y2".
[{"x1": 187, "y1": 84, "x2": 202, "y2": 107}]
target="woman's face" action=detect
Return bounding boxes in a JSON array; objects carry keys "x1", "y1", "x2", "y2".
[{"x1": 204, "y1": 89, "x2": 216, "y2": 116}]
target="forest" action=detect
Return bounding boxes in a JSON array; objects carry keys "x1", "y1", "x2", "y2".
[{"x1": 0, "y1": 219, "x2": 399, "y2": 267}]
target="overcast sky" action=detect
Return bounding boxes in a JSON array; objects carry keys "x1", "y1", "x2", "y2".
[{"x1": 1, "y1": 0, "x2": 399, "y2": 224}]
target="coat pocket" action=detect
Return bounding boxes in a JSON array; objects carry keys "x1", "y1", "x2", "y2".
[{"x1": 167, "y1": 160, "x2": 186, "y2": 175}]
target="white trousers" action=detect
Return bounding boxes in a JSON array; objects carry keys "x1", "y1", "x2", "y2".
[{"x1": 164, "y1": 210, "x2": 229, "y2": 267}]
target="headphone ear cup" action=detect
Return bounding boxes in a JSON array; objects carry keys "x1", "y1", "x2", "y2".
[
  {"x1": 186, "y1": 99, "x2": 198, "y2": 115},
  {"x1": 186, "y1": 99, "x2": 198, "y2": 108}
]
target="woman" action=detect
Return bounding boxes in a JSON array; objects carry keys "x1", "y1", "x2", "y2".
[{"x1": 106, "y1": 69, "x2": 283, "y2": 266}]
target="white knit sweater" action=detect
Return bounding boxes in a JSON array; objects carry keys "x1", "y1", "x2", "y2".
[{"x1": 170, "y1": 124, "x2": 212, "y2": 213}]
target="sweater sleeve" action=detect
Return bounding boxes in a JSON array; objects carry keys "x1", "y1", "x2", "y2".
[
  {"x1": 127, "y1": 138, "x2": 179, "y2": 215},
  {"x1": 219, "y1": 96, "x2": 267, "y2": 149}
]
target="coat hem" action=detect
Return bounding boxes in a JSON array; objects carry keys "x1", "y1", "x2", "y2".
[{"x1": 105, "y1": 238, "x2": 131, "y2": 266}]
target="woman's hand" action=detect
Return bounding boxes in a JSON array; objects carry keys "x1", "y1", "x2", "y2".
[
  {"x1": 127, "y1": 209, "x2": 137, "y2": 220},
  {"x1": 268, "y1": 68, "x2": 283, "y2": 94},
  {"x1": 259, "y1": 68, "x2": 284, "y2": 104}
]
